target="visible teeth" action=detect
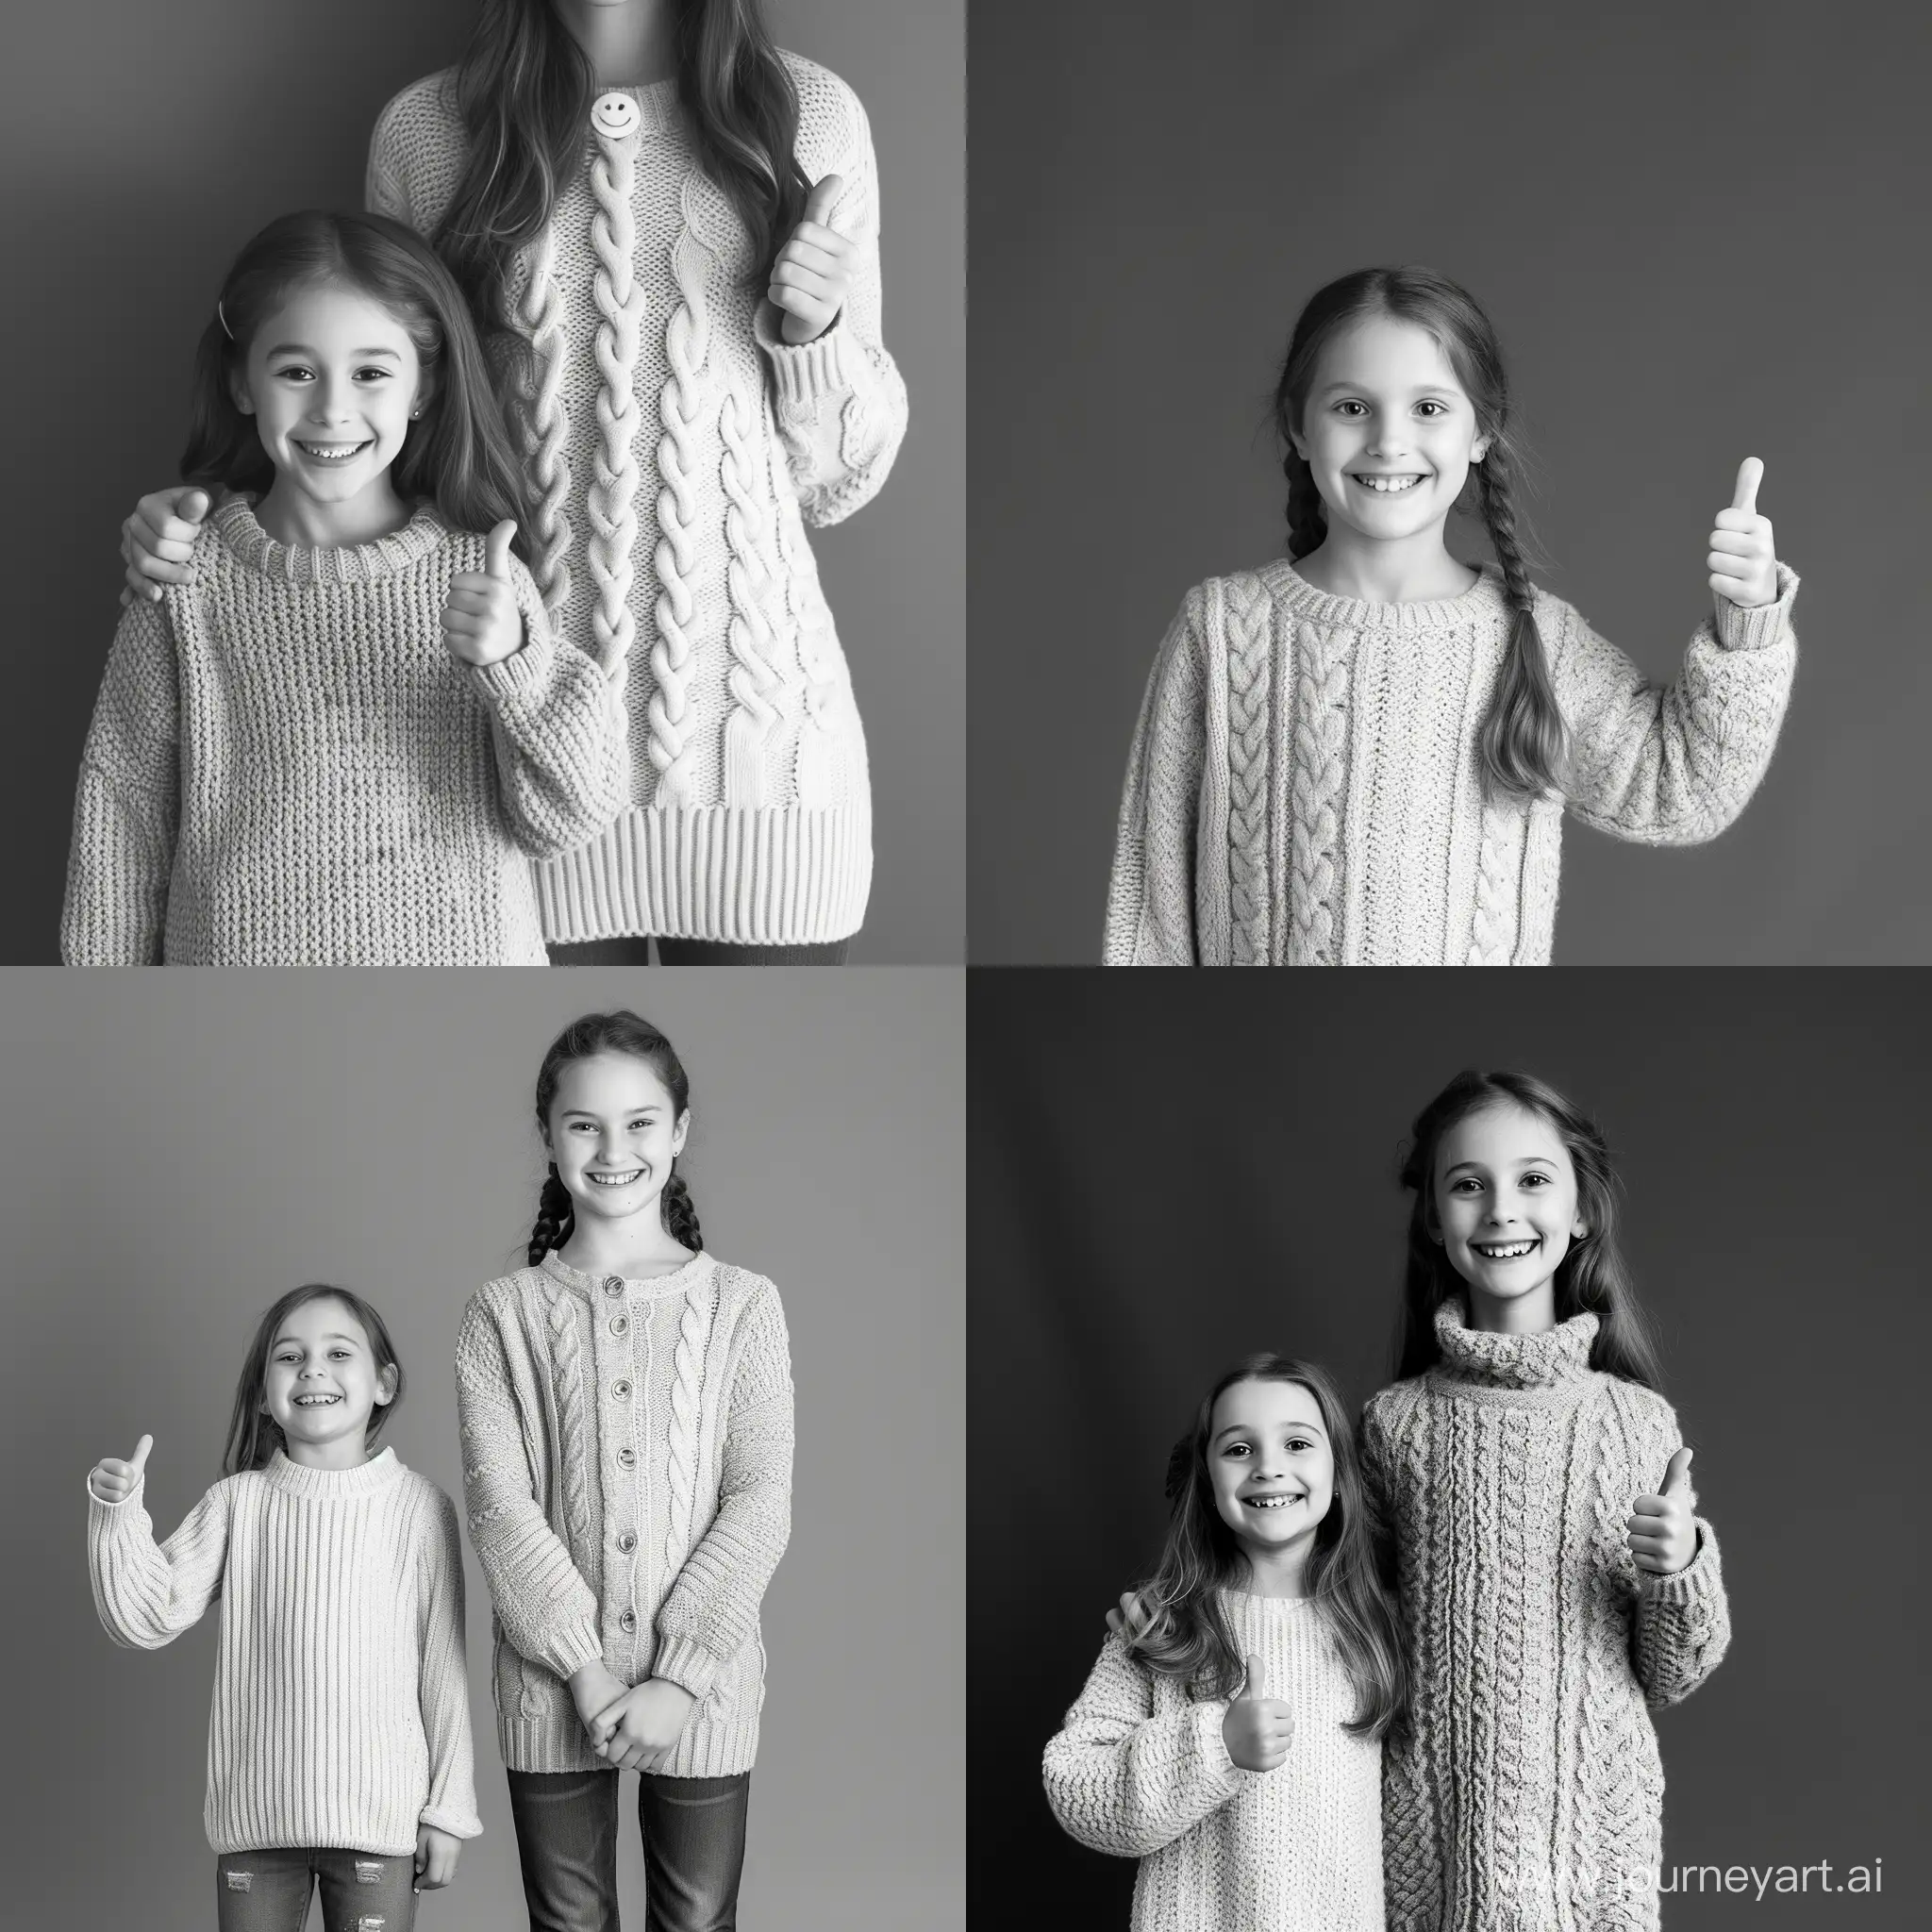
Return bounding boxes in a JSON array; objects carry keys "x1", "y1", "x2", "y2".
[
  {"x1": 1476, "y1": 1240, "x2": 1537, "y2": 1258},
  {"x1": 297, "y1": 441, "x2": 368, "y2": 462},
  {"x1": 590, "y1": 1170, "x2": 642, "y2": 1187},
  {"x1": 1246, "y1": 1494, "x2": 1303, "y2": 1509},
  {"x1": 292, "y1": 1394, "x2": 340, "y2": 1406},
  {"x1": 1356, "y1": 474, "x2": 1423, "y2": 492}
]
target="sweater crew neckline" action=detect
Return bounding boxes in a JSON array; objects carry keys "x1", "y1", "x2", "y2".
[
  {"x1": 210, "y1": 497, "x2": 448, "y2": 586},
  {"x1": 1428, "y1": 1296, "x2": 1599, "y2": 1392},
  {"x1": 1257, "y1": 557, "x2": 1513, "y2": 632},
  {"x1": 262, "y1": 1444, "x2": 407, "y2": 1498},
  {"x1": 540, "y1": 1247, "x2": 714, "y2": 1300}
]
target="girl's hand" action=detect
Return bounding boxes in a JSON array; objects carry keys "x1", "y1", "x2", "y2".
[
  {"x1": 1626, "y1": 1447, "x2": 1698, "y2": 1575},
  {"x1": 1707, "y1": 458, "x2": 1778, "y2": 609},
  {"x1": 120, "y1": 489, "x2": 210, "y2": 608},
  {"x1": 569, "y1": 1659, "x2": 629, "y2": 1740},
  {"x1": 441, "y1": 521, "x2": 525, "y2": 668},
  {"x1": 591, "y1": 1678, "x2": 698, "y2": 1774},
  {"x1": 1104, "y1": 1590, "x2": 1155, "y2": 1643},
  {"x1": 769, "y1": 175, "x2": 856, "y2": 345},
  {"x1": 89, "y1": 1433, "x2": 152, "y2": 1504},
  {"x1": 1222, "y1": 1653, "x2": 1293, "y2": 1774},
  {"x1": 413, "y1": 1824, "x2": 461, "y2": 1892}
]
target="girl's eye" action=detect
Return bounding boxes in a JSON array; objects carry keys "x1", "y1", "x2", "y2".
[
  {"x1": 1224, "y1": 1443, "x2": 1251, "y2": 1458},
  {"x1": 1521, "y1": 1172, "x2": 1551, "y2": 1189},
  {"x1": 354, "y1": 367, "x2": 391, "y2": 383},
  {"x1": 1334, "y1": 400, "x2": 1366, "y2": 417},
  {"x1": 272, "y1": 366, "x2": 314, "y2": 383},
  {"x1": 1416, "y1": 400, "x2": 1446, "y2": 417}
]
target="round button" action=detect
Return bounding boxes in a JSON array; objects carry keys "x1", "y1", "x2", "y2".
[
  {"x1": 611, "y1": 1315, "x2": 628, "y2": 1337},
  {"x1": 617, "y1": 1532, "x2": 638, "y2": 1554},
  {"x1": 619, "y1": 1609, "x2": 637, "y2": 1633},
  {"x1": 612, "y1": 1378, "x2": 632, "y2": 1399},
  {"x1": 617, "y1": 1447, "x2": 637, "y2": 1470},
  {"x1": 603, "y1": 1275, "x2": 624, "y2": 1298},
  {"x1": 592, "y1": 92, "x2": 641, "y2": 141}
]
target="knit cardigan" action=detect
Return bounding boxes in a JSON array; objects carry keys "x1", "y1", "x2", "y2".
[
  {"x1": 61, "y1": 499, "x2": 625, "y2": 965},
  {"x1": 1044, "y1": 1591, "x2": 1384, "y2": 1931},
  {"x1": 455, "y1": 1250, "x2": 793, "y2": 1775},
  {"x1": 1104, "y1": 560, "x2": 1798, "y2": 965},
  {"x1": 87, "y1": 1448, "x2": 481, "y2": 1857},
  {"x1": 367, "y1": 55, "x2": 908, "y2": 945},
  {"x1": 1362, "y1": 1303, "x2": 1732, "y2": 1932}
]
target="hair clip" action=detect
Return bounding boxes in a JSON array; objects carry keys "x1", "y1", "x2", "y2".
[{"x1": 217, "y1": 300, "x2": 234, "y2": 341}]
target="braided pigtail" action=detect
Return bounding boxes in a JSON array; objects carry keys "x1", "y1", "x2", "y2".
[
  {"x1": 1474, "y1": 447, "x2": 1567, "y2": 804},
  {"x1": 661, "y1": 1166, "x2": 704, "y2": 1254},
  {"x1": 526, "y1": 1164, "x2": 575, "y2": 1267},
  {"x1": 1283, "y1": 445, "x2": 1328, "y2": 563}
]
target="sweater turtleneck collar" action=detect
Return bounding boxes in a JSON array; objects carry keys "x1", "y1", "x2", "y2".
[
  {"x1": 210, "y1": 496, "x2": 448, "y2": 587},
  {"x1": 540, "y1": 1248, "x2": 713, "y2": 1300},
  {"x1": 263, "y1": 1444, "x2": 405, "y2": 1498},
  {"x1": 1257, "y1": 556, "x2": 1513, "y2": 634},
  {"x1": 1430, "y1": 1296, "x2": 1598, "y2": 1393}
]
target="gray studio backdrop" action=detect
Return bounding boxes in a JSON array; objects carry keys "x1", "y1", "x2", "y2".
[
  {"x1": 968, "y1": 0, "x2": 1932, "y2": 964},
  {"x1": 968, "y1": 967, "x2": 1926, "y2": 1926},
  {"x1": 0, "y1": 967, "x2": 962, "y2": 1930},
  {"x1": 5, "y1": 0, "x2": 961, "y2": 963}
]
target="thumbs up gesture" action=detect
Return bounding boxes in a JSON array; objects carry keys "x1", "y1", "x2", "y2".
[
  {"x1": 441, "y1": 520, "x2": 525, "y2": 668},
  {"x1": 90, "y1": 1433, "x2": 153, "y2": 1505},
  {"x1": 1707, "y1": 458, "x2": 1778, "y2": 610},
  {"x1": 1222, "y1": 1652, "x2": 1294, "y2": 1774},
  {"x1": 769, "y1": 174, "x2": 857, "y2": 345},
  {"x1": 1626, "y1": 1447, "x2": 1698, "y2": 1575}
]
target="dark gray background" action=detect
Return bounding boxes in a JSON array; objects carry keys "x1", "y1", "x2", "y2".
[
  {"x1": 4, "y1": 0, "x2": 961, "y2": 963},
  {"x1": 0, "y1": 967, "x2": 962, "y2": 1929},
  {"x1": 968, "y1": 1, "x2": 1932, "y2": 963},
  {"x1": 969, "y1": 967, "x2": 1925, "y2": 1924}
]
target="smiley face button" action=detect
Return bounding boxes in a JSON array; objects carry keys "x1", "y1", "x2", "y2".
[{"x1": 591, "y1": 92, "x2": 641, "y2": 142}]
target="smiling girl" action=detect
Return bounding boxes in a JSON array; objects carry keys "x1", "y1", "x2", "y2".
[
  {"x1": 1044, "y1": 1357, "x2": 1403, "y2": 1930},
  {"x1": 61, "y1": 209, "x2": 625, "y2": 965},
  {"x1": 87, "y1": 1286, "x2": 480, "y2": 1930},
  {"x1": 1103, "y1": 265, "x2": 1799, "y2": 965},
  {"x1": 455, "y1": 1008, "x2": 793, "y2": 1929}
]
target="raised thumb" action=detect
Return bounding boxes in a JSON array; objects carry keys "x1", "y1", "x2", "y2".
[
  {"x1": 1730, "y1": 458, "x2": 1762, "y2": 516},
  {"x1": 1241, "y1": 1652, "x2": 1266, "y2": 1702},
  {"x1": 1660, "y1": 1446, "x2": 1692, "y2": 1497},
  {"x1": 129, "y1": 1433, "x2": 153, "y2": 1474},
  {"x1": 181, "y1": 489, "x2": 211, "y2": 525},
  {"x1": 802, "y1": 173, "x2": 844, "y2": 227},
  {"x1": 485, "y1": 520, "x2": 516, "y2": 581}
]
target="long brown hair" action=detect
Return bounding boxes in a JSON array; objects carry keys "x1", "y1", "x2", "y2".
[
  {"x1": 1125, "y1": 1356, "x2": 1407, "y2": 1741},
  {"x1": 433, "y1": 0, "x2": 808, "y2": 329},
  {"x1": 1274, "y1": 266, "x2": 1566, "y2": 806}
]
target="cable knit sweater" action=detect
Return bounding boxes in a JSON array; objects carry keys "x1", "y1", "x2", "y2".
[
  {"x1": 86, "y1": 1448, "x2": 481, "y2": 1857},
  {"x1": 61, "y1": 499, "x2": 625, "y2": 965},
  {"x1": 1105, "y1": 560, "x2": 1798, "y2": 965},
  {"x1": 1043, "y1": 1591, "x2": 1384, "y2": 1931},
  {"x1": 455, "y1": 1250, "x2": 793, "y2": 1775},
  {"x1": 367, "y1": 56, "x2": 908, "y2": 945},
  {"x1": 1362, "y1": 1302, "x2": 1732, "y2": 1932}
]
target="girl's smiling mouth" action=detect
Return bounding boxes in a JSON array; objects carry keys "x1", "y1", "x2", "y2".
[
  {"x1": 1242, "y1": 1491, "x2": 1307, "y2": 1510},
  {"x1": 293, "y1": 441, "x2": 373, "y2": 462},
  {"x1": 1471, "y1": 1237, "x2": 1540, "y2": 1259},
  {"x1": 587, "y1": 1168, "x2": 644, "y2": 1188},
  {"x1": 1350, "y1": 473, "x2": 1425, "y2": 492}
]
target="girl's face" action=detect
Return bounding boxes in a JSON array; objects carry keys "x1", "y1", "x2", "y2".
[
  {"x1": 1207, "y1": 1377, "x2": 1335, "y2": 1560},
  {"x1": 545, "y1": 1053, "x2": 690, "y2": 1230},
  {"x1": 262, "y1": 1295, "x2": 394, "y2": 1469},
  {"x1": 231, "y1": 281, "x2": 426, "y2": 517},
  {"x1": 1291, "y1": 314, "x2": 1490, "y2": 551},
  {"x1": 1430, "y1": 1102, "x2": 1587, "y2": 1316}
]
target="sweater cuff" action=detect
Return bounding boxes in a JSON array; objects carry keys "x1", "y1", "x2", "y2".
[
  {"x1": 652, "y1": 1634, "x2": 724, "y2": 1701},
  {"x1": 537, "y1": 1618, "x2": 607, "y2": 1683},
  {"x1": 1639, "y1": 1516, "x2": 1723, "y2": 1603},
  {"x1": 421, "y1": 1804, "x2": 484, "y2": 1842},
  {"x1": 1192, "y1": 1701, "x2": 1249, "y2": 1793},
  {"x1": 1714, "y1": 562, "x2": 1799, "y2": 651},
  {"x1": 469, "y1": 625, "x2": 558, "y2": 707},
  {"x1": 755, "y1": 301, "x2": 855, "y2": 410},
  {"x1": 87, "y1": 1474, "x2": 143, "y2": 1513}
]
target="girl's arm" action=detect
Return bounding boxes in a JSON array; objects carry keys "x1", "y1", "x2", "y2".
[
  {"x1": 754, "y1": 78, "x2": 908, "y2": 527},
  {"x1": 1104, "y1": 590, "x2": 1208, "y2": 965},
  {"x1": 1042, "y1": 1632, "x2": 1248, "y2": 1857},
  {"x1": 453, "y1": 1298, "x2": 607, "y2": 1685},
  {"x1": 1632, "y1": 1517, "x2": 1731, "y2": 1708},
  {"x1": 61, "y1": 596, "x2": 182, "y2": 964},
  {"x1": 414, "y1": 1484, "x2": 485, "y2": 1841},
  {"x1": 87, "y1": 1472, "x2": 228, "y2": 1647},
  {"x1": 650, "y1": 1284, "x2": 794, "y2": 1700},
  {"x1": 1554, "y1": 569, "x2": 1798, "y2": 845}
]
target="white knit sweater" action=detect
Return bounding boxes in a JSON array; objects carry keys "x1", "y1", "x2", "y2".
[
  {"x1": 87, "y1": 1448, "x2": 481, "y2": 1857},
  {"x1": 455, "y1": 1250, "x2": 793, "y2": 1775},
  {"x1": 1043, "y1": 1591, "x2": 1384, "y2": 1931},
  {"x1": 61, "y1": 499, "x2": 625, "y2": 965},
  {"x1": 368, "y1": 55, "x2": 908, "y2": 944},
  {"x1": 1105, "y1": 561, "x2": 1798, "y2": 965}
]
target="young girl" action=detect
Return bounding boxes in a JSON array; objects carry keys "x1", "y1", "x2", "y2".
[
  {"x1": 456, "y1": 1008, "x2": 793, "y2": 1928},
  {"x1": 1103, "y1": 266, "x2": 1798, "y2": 966},
  {"x1": 1045, "y1": 1356, "x2": 1405, "y2": 1931},
  {"x1": 124, "y1": 0, "x2": 908, "y2": 964},
  {"x1": 1364, "y1": 1070, "x2": 1731, "y2": 1929},
  {"x1": 63, "y1": 209, "x2": 625, "y2": 965},
  {"x1": 87, "y1": 1285, "x2": 479, "y2": 1929}
]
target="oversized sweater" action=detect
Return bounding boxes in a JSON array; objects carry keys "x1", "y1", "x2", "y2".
[
  {"x1": 1362, "y1": 1302, "x2": 1732, "y2": 1932},
  {"x1": 455, "y1": 1250, "x2": 793, "y2": 1775},
  {"x1": 367, "y1": 55, "x2": 908, "y2": 944},
  {"x1": 1043, "y1": 1591, "x2": 1384, "y2": 1931},
  {"x1": 86, "y1": 1448, "x2": 481, "y2": 1857},
  {"x1": 61, "y1": 499, "x2": 625, "y2": 965},
  {"x1": 1104, "y1": 560, "x2": 1798, "y2": 965}
]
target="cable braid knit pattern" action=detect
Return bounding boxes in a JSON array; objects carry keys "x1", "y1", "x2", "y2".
[
  {"x1": 1221, "y1": 576, "x2": 1274, "y2": 966},
  {"x1": 1104, "y1": 558, "x2": 1797, "y2": 966},
  {"x1": 517, "y1": 222, "x2": 577, "y2": 619},
  {"x1": 661, "y1": 1276, "x2": 720, "y2": 1582}
]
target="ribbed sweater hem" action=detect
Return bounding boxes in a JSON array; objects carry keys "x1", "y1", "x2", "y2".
[
  {"x1": 498, "y1": 1708, "x2": 759, "y2": 1779},
  {"x1": 535, "y1": 803, "x2": 871, "y2": 943}
]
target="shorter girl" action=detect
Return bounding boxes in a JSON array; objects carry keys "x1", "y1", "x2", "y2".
[
  {"x1": 87, "y1": 1285, "x2": 479, "y2": 1930},
  {"x1": 62, "y1": 209, "x2": 625, "y2": 966},
  {"x1": 1043, "y1": 1357, "x2": 1404, "y2": 1932}
]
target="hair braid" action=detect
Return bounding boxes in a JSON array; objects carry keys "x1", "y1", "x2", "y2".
[
  {"x1": 661, "y1": 1165, "x2": 704, "y2": 1254},
  {"x1": 1474, "y1": 448, "x2": 1567, "y2": 803},
  {"x1": 1283, "y1": 446, "x2": 1328, "y2": 563},
  {"x1": 526, "y1": 1165, "x2": 575, "y2": 1267}
]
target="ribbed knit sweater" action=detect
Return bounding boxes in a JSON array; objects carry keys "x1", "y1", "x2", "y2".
[
  {"x1": 86, "y1": 1448, "x2": 481, "y2": 1857},
  {"x1": 455, "y1": 1250, "x2": 793, "y2": 1775},
  {"x1": 1043, "y1": 1591, "x2": 1384, "y2": 1930},
  {"x1": 1362, "y1": 1303, "x2": 1732, "y2": 1932},
  {"x1": 1105, "y1": 561, "x2": 1798, "y2": 965},
  {"x1": 367, "y1": 55, "x2": 908, "y2": 944},
  {"x1": 61, "y1": 499, "x2": 625, "y2": 965}
]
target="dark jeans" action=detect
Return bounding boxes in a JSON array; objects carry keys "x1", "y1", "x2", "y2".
[
  {"x1": 548, "y1": 938, "x2": 850, "y2": 966},
  {"x1": 506, "y1": 1769, "x2": 751, "y2": 1932},
  {"x1": 214, "y1": 1846, "x2": 416, "y2": 1932}
]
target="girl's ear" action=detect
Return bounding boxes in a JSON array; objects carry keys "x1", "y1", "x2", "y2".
[
  {"x1": 1471, "y1": 437, "x2": 1490, "y2": 462},
  {"x1": 409, "y1": 372, "x2": 435, "y2": 422},
  {"x1": 673, "y1": 1108, "x2": 691, "y2": 1156},
  {"x1": 375, "y1": 1365, "x2": 398, "y2": 1407},
  {"x1": 230, "y1": 364, "x2": 256, "y2": 417}
]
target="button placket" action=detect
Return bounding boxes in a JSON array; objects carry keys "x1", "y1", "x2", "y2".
[{"x1": 602, "y1": 1280, "x2": 641, "y2": 1669}]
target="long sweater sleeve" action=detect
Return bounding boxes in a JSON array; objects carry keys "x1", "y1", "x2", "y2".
[
  {"x1": 88, "y1": 1474, "x2": 226, "y2": 1647},
  {"x1": 414, "y1": 1485, "x2": 483, "y2": 1839}
]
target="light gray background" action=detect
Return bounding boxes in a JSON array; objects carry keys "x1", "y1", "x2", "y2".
[
  {"x1": 0, "y1": 967, "x2": 962, "y2": 1929},
  {"x1": 5, "y1": 0, "x2": 962, "y2": 963},
  {"x1": 968, "y1": 0, "x2": 1932, "y2": 964}
]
